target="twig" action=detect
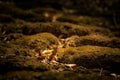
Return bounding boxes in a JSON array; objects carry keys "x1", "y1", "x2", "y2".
[{"x1": 99, "y1": 68, "x2": 103, "y2": 76}]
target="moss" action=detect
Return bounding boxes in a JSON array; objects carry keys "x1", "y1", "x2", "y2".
[
  {"x1": 59, "y1": 45, "x2": 120, "y2": 72},
  {"x1": 58, "y1": 15, "x2": 112, "y2": 28},
  {"x1": 1, "y1": 22, "x2": 113, "y2": 37},
  {"x1": 37, "y1": 33, "x2": 59, "y2": 44},
  {"x1": 75, "y1": 46, "x2": 120, "y2": 71},
  {"x1": 79, "y1": 34, "x2": 120, "y2": 48},
  {"x1": 0, "y1": 14, "x2": 14, "y2": 23},
  {"x1": 58, "y1": 47, "x2": 78, "y2": 63},
  {"x1": 76, "y1": 45, "x2": 120, "y2": 56},
  {"x1": 0, "y1": 71, "x2": 116, "y2": 80},
  {"x1": 21, "y1": 22, "x2": 89, "y2": 36},
  {"x1": 0, "y1": 33, "x2": 23, "y2": 42},
  {"x1": 58, "y1": 15, "x2": 80, "y2": 24},
  {"x1": 0, "y1": 2, "x2": 45, "y2": 22},
  {"x1": 13, "y1": 10, "x2": 44, "y2": 22},
  {"x1": 32, "y1": 7, "x2": 58, "y2": 14},
  {"x1": 0, "y1": 2, "x2": 16, "y2": 14},
  {"x1": 0, "y1": 23, "x2": 24, "y2": 34},
  {"x1": 23, "y1": 32, "x2": 59, "y2": 49},
  {"x1": 65, "y1": 34, "x2": 120, "y2": 48},
  {"x1": 0, "y1": 32, "x2": 59, "y2": 49}
]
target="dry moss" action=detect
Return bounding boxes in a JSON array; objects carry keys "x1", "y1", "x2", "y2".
[
  {"x1": 60, "y1": 45, "x2": 120, "y2": 63},
  {"x1": 0, "y1": 33, "x2": 23, "y2": 42},
  {"x1": 0, "y1": 2, "x2": 44, "y2": 22},
  {"x1": 0, "y1": 1, "x2": 119, "y2": 79},
  {"x1": 0, "y1": 70, "x2": 117, "y2": 80},
  {"x1": 79, "y1": 34, "x2": 120, "y2": 48},
  {"x1": 1, "y1": 22, "x2": 113, "y2": 37},
  {"x1": 64, "y1": 34, "x2": 120, "y2": 48},
  {"x1": 58, "y1": 47, "x2": 78, "y2": 63},
  {"x1": 23, "y1": 33, "x2": 59, "y2": 49},
  {"x1": 59, "y1": 45, "x2": 120, "y2": 73},
  {"x1": 76, "y1": 46, "x2": 120, "y2": 72},
  {"x1": 76, "y1": 45, "x2": 120, "y2": 56},
  {"x1": 22, "y1": 22, "x2": 79, "y2": 36},
  {"x1": 21, "y1": 22, "x2": 112, "y2": 37},
  {"x1": 58, "y1": 15, "x2": 112, "y2": 27},
  {"x1": 0, "y1": 14, "x2": 14, "y2": 23}
]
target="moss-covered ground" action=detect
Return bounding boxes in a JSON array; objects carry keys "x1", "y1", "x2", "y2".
[{"x1": 0, "y1": 1, "x2": 120, "y2": 80}]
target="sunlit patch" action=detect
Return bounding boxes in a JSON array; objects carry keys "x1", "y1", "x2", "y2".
[
  {"x1": 64, "y1": 64, "x2": 77, "y2": 69},
  {"x1": 43, "y1": 12, "x2": 62, "y2": 22}
]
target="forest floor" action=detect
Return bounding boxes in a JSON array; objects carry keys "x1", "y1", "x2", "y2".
[{"x1": 0, "y1": 1, "x2": 120, "y2": 80}]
